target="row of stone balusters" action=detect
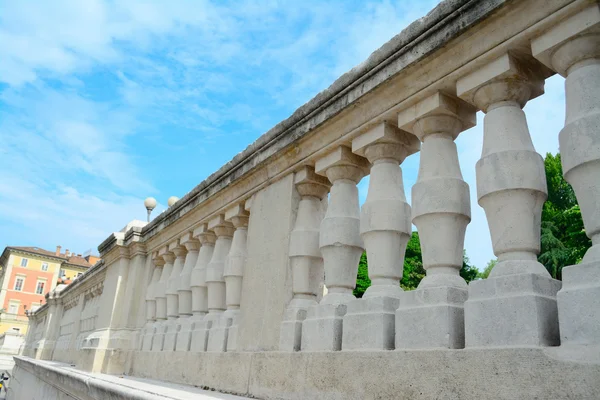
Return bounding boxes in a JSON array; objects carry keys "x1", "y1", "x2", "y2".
[
  {"x1": 139, "y1": 203, "x2": 250, "y2": 352},
  {"x1": 280, "y1": 18, "x2": 600, "y2": 352}
]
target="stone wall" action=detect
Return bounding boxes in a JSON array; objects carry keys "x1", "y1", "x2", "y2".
[{"x1": 15, "y1": 0, "x2": 600, "y2": 399}]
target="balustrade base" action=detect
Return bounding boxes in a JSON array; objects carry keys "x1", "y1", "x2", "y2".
[
  {"x1": 175, "y1": 318, "x2": 194, "y2": 351},
  {"x1": 141, "y1": 326, "x2": 156, "y2": 351},
  {"x1": 151, "y1": 323, "x2": 167, "y2": 352},
  {"x1": 465, "y1": 272, "x2": 561, "y2": 347},
  {"x1": 396, "y1": 285, "x2": 467, "y2": 349},
  {"x1": 123, "y1": 347, "x2": 600, "y2": 399},
  {"x1": 279, "y1": 308, "x2": 307, "y2": 351},
  {"x1": 163, "y1": 320, "x2": 180, "y2": 351},
  {"x1": 342, "y1": 296, "x2": 399, "y2": 350},
  {"x1": 301, "y1": 303, "x2": 346, "y2": 351},
  {"x1": 227, "y1": 323, "x2": 239, "y2": 352},
  {"x1": 190, "y1": 319, "x2": 212, "y2": 352},
  {"x1": 207, "y1": 316, "x2": 232, "y2": 352},
  {"x1": 558, "y1": 260, "x2": 600, "y2": 347}
]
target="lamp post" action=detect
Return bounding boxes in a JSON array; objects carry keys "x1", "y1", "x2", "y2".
[{"x1": 144, "y1": 197, "x2": 157, "y2": 222}]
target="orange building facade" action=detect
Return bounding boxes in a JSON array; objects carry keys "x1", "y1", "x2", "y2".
[{"x1": 0, "y1": 246, "x2": 98, "y2": 335}]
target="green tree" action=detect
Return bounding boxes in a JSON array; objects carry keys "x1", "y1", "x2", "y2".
[
  {"x1": 538, "y1": 153, "x2": 591, "y2": 279},
  {"x1": 401, "y1": 232, "x2": 425, "y2": 290},
  {"x1": 459, "y1": 251, "x2": 479, "y2": 283},
  {"x1": 353, "y1": 252, "x2": 370, "y2": 298},
  {"x1": 354, "y1": 232, "x2": 477, "y2": 295},
  {"x1": 477, "y1": 259, "x2": 496, "y2": 279}
]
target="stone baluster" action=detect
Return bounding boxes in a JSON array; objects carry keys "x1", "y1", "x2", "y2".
[
  {"x1": 224, "y1": 203, "x2": 250, "y2": 352},
  {"x1": 206, "y1": 215, "x2": 235, "y2": 352},
  {"x1": 280, "y1": 166, "x2": 330, "y2": 351},
  {"x1": 301, "y1": 146, "x2": 369, "y2": 351},
  {"x1": 175, "y1": 233, "x2": 200, "y2": 351},
  {"x1": 340, "y1": 122, "x2": 419, "y2": 350},
  {"x1": 189, "y1": 224, "x2": 216, "y2": 352},
  {"x1": 395, "y1": 92, "x2": 475, "y2": 349},
  {"x1": 208, "y1": 204, "x2": 250, "y2": 352},
  {"x1": 141, "y1": 256, "x2": 162, "y2": 351},
  {"x1": 164, "y1": 240, "x2": 187, "y2": 351},
  {"x1": 457, "y1": 52, "x2": 561, "y2": 347},
  {"x1": 151, "y1": 248, "x2": 174, "y2": 351},
  {"x1": 532, "y1": 6, "x2": 600, "y2": 348}
]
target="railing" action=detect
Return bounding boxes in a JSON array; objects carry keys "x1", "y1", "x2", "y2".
[{"x1": 18, "y1": 1, "x2": 600, "y2": 398}]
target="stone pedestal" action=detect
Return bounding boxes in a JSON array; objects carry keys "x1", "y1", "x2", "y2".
[
  {"x1": 343, "y1": 296, "x2": 399, "y2": 350},
  {"x1": 279, "y1": 308, "x2": 308, "y2": 352},
  {"x1": 557, "y1": 262, "x2": 600, "y2": 346},
  {"x1": 396, "y1": 286, "x2": 467, "y2": 349},
  {"x1": 465, "y1": 273, "x2": 561, "y2": 347},
  {"x1": 207, "y1": 314, "x2": 232, "y2": 353},
  {"x1": 190, "y1": 318, "x2": 212, "y2": 353},
  {"x1": 150, "y1": 321, "x2": 167, "y2": 352},
  {"x1": 163, "y1": 321, "x2": 179, "y2": 352},
  {"x1": 302, "y1": 303, "x2": 346, "y2": 351},
  {"x1": 141, "y1": 325, "x2": 156, "y2": 351},
  {"x1": 174, "y1": 317, "x2": 194, "y2": 352}
]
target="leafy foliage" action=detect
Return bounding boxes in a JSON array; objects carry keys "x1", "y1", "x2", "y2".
[
  {"x1": 353, "y1": 252, "x2": 370, "y2": 298},
  {"x1": 538, "y1": 153, "x2": 591, "y2": 279},
  {"x1": 477, "y1": 259, "x2": 496, "y2": 279},
  {"x1": 354, "y1": 232, "x2": 477, "y2": 296}
]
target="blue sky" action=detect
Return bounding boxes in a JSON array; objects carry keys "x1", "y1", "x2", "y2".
[{"x1": 0, "y1": 0, "x2": 564, "y2": 270}]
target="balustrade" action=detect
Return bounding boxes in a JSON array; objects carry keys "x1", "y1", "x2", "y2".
[{"x1": 20, "y1": 2, "x2": 600, "y2": 397}]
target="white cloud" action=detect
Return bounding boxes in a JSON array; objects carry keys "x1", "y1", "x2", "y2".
[{"x1": 2, "y1": 0, "x2": 566, "y2": 269}]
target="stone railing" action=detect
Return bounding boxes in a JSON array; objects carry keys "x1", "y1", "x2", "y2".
[{"x1": 17, "y1": 0, "x2": 600, "y2": 398}]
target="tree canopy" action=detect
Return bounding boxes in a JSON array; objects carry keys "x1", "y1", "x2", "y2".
[
  {"x1": 354, "y1": 232, "x2": 478, "y2": 297},
  {"x1": 538, "y1": 153, "x2": 591, "y2": 279}
]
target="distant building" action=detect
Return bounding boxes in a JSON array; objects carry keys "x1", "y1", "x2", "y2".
[{"x1": 0, "y1": 246, "x2": 99, "y2": 335}]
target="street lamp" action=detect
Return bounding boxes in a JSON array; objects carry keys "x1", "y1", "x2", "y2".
[{"x1": 144, "y1": 197, "x2": 157, "y2": 222}]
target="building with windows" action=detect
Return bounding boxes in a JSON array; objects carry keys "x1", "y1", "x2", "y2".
[{"x1": 0, "y1": 246, "x2": 99, "y2": 335}]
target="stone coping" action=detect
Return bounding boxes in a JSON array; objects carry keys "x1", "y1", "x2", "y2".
[{"x1": 13, "y1": 356, "x2": 251, "y2": 400}]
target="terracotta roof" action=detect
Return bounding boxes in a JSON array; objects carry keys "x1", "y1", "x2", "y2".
[
  {"x1": 10, "y1": 246, "x2": 65, "y2": 259},
  {"x1": 8, "y1": 246, "x2": 97, "y2": 269},
  {"x1": 64, "y1": 255, "x2": 93, "y2": 268}
]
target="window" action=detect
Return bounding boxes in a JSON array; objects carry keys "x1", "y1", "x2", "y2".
[
  {"x1": 60, "y1": 269, "x2": 66, "y2": 278},
  {"x1": 35, "y1": 280, "x2": 45, "y2": 295},
  {"x1": 8, "y1": 301, "x2": 20, "y2": 318},
  {"x1": 30, "y1": 303, "x2": 41, "y2": 312},
  {"x1": 14, "y1": 276, "x2": 25, "y2": 291},
  {"x1": 20, "y1": 258, "x2": 28, "y2": 267},
  {"x1": 41, "y1": 262, "x2": 49, "y2": 271}
]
